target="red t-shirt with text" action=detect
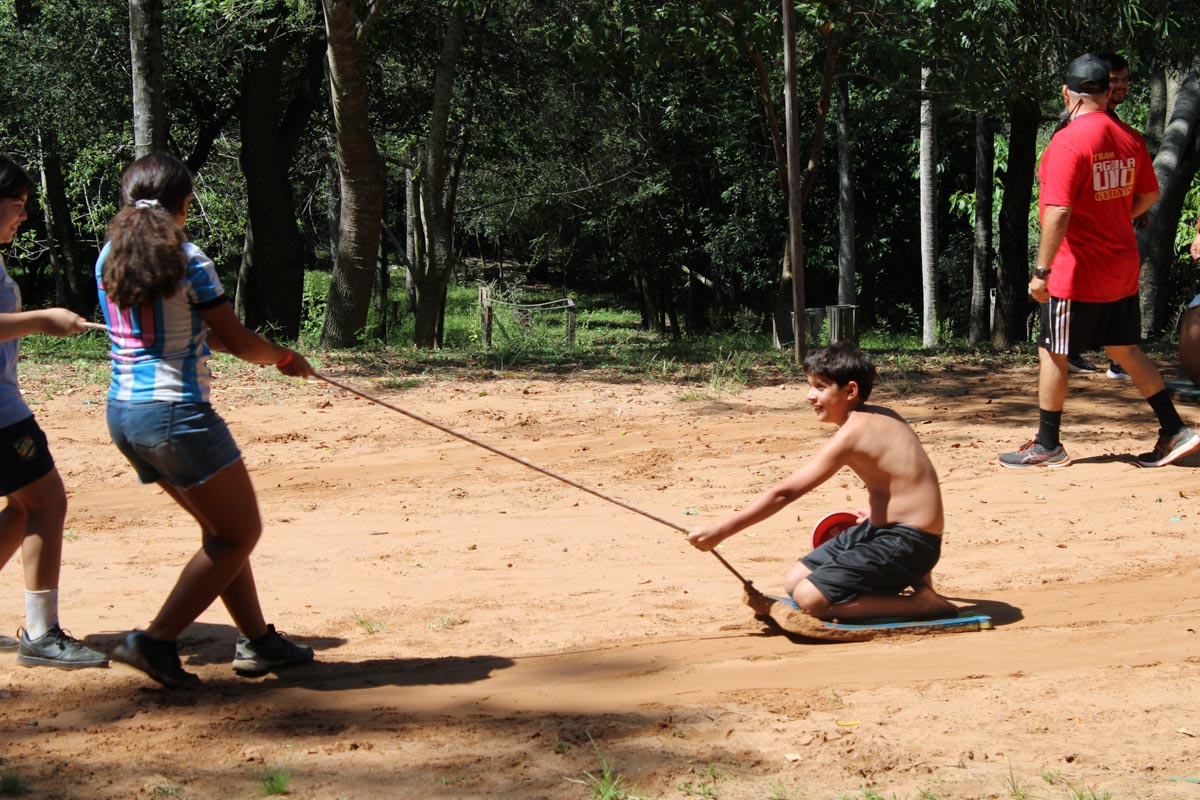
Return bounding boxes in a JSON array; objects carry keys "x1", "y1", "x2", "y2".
[{"x1": 1037, "y1": 112, "x2": 1158, "y2": 302}]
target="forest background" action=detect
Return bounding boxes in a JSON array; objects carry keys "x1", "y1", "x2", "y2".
[{"x1": 2, "y1": 0, "x2": 1199, "y2": 361}]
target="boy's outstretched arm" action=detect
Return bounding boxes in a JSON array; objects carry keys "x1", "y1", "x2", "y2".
[{"x1": 688, "y1": 435, "x2": 849, "y2": 552}]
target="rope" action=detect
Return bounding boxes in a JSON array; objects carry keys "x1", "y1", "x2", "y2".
[
  {"x1": 314, "y1": 372, "x2": 756, "y2": 591},
  {"x1": 483, "y1": 298, "x2": 574, "y2": 311}
]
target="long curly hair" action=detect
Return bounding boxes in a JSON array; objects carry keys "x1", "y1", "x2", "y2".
[{"x1": 102, "y1": 153, "x2": 193, "y2": 309}]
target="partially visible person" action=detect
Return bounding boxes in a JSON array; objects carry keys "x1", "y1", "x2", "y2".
[
  {"x1": 999, "y1": 54, "x2": 1200, "y2": 469},
  {"x1": 1179, "y1": 294, "x2": 1200, "y2": 387},
  {"x1": 98, "y1": 153, "x2": 316, "y2": 688},
  {"x1": 0, "y1": 154, "x2": 108, "y2": 669},
  {"x1": 1099, "y1": 51, "x2": 1138, "y2": 380},
  {"x1": 1182, "y1": 217, "x2": 1200, "y2": 386}
]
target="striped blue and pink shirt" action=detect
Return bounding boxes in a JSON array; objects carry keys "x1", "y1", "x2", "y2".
[{"x1": 95, "y1": 241, "x2": 226, "y2": 403}]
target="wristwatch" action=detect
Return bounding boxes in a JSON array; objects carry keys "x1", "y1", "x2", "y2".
[{"x1": 1032, "y1": 267, "x2": 1052, "y2": 280}]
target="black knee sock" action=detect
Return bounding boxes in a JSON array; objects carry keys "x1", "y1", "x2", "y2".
[
  {"x1": 1147, "y1": 389, "x2": 1183, "y2": 436},
  {"x1": 1037, "y1": 408, "x2": 1062, "y2": 449}
]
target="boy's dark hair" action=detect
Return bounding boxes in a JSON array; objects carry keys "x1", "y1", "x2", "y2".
[
  {"x1": 1097, "y1": 51, "x2": 1128, "y2": 72},
  {"x1": 0, "y1": 154, "x2": 35, "y2": 201},
  {"x1": 802, "y1": 341, "x2": 877, "y2": 401},
  {"x1": 103, "y1": 153, "x2": 192, "y2": 309}
]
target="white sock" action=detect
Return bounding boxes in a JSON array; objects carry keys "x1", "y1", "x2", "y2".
[{"x1": 25, "y1": 588, "x2": 58, "y2": 640}]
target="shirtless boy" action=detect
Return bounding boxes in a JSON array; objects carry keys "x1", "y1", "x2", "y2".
[{"x1": 688, "y1": 342, "x2": 956, "y2": 622}]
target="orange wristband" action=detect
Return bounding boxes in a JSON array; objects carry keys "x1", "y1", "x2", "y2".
[{"x1": 275, "y1": 350, "x2": 295, "y2": 368}]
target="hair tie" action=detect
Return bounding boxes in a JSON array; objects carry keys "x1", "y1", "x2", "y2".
[{"x1": 133, "y1": 198, "x2": 161, "y2": 210}]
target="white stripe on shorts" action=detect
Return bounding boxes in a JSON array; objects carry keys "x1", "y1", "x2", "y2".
[{"x1": 1045, "y1": 297, "x2": 1071, "y2": 355}]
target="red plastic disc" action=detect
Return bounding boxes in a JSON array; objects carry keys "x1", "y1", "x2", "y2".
[{"x1": 811, "y1": 510, "x2": 859, "y2": 548}]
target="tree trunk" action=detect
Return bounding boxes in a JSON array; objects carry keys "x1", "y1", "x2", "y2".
[
  {"x1": 919, "y1": 66, "x2": 938, "y2": 349},
  {"x1": 994, "y1": 92, "x2": 1039, "y2": 348},
  {"x1": 408, "y1": 10, "x2": 466, "y2": 348},
  {"x1": 970, "y1": 112, "x2": 994, "y2": 345},
  {"x1": 835, "y1": 75, "x2": 856, "y2": 306},
  {"x1": 782, "y1": 0, "x2": 807, "y2": 363},
  {"x1": 1138, "y1": 63, "x2": 1200, "y2": 338},
  {"x1": 37, "y1": 134, "x2": 94, "y2": 318},
  {"x1": 1146, "y1": 69, "x2": 1168, "y2": 155},
  {"x1": 128, "y1": 0, "x2": 166, "y2": 157},
  {"x1": 236, "y1": 23, "x2": 322, "y2": 338},
  {"x1": 320, "y1": 0, "x2": 385, "y2": 348}
]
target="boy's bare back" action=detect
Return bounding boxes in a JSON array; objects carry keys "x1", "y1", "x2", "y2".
[{"x1": 831, "y1": 404, "x2": 944, "y2": 535}]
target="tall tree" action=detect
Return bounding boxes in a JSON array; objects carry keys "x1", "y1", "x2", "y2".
[
  {"x1": 235, "y1": 7, "x2": 326, "y2": 338},
  {"x1": 320, "y1": 0, "x2": 387, "y2": 348},
  {"x1": 129, "y1": 0, "x2": 166, "y2": 157},
  {"x1": 970, "y1": 112, "x2": 994, "y2": 345},
  {"x1": 1138, "y1": 61, "x2": 1200, "y2": 336},
  {"x1": 919, "y1": 65, "x2": 938, "y2": 348}
]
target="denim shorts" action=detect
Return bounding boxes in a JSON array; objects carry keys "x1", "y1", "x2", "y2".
[
  {"x1": 107, "y1": 400, "x2": 242, "y2": 490},
  {"x1": 0, "y1": 414, "x2": 55, "y2": 496}
]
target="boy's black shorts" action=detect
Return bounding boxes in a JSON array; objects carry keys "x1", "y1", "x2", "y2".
[
  {"x1": 0, "y1": 415, "x2": 56, "y2": 497},
  {"x1": 800, "y1": 521, "x2": 941, "y2": 605}
]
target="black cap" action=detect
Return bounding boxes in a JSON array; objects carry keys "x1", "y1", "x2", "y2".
[{"x1": 1065, "y1": 54, "x2": 1110, "y2": 94}]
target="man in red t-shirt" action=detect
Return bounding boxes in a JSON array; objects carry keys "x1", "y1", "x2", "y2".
[{"x1": 1000, "y1": 53, "x2": 1200, "y2": 469}]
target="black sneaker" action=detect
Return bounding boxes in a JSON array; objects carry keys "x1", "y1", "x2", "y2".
[
  {"x1": 0, "y1": 633, "x2": 17, "y2": 652},
  {"x1": 999, "y1": 439, "x2": 1072, "y2": 469},
  {"x1": 232, "y1": 624, "x2": 314, "y2": 676},
  {"x1": 17, "y1": 626, "x2": 109, "y2": 669},
  {"x1": 1136, "y1": 426, "x2": 1200, "y2": 467},
  {"x1": 1067, "y1": 354, "x2": 1099, "y2": 374},
  {"x1": 112, "y1": 630, "x2": 200, "y2": 688}
]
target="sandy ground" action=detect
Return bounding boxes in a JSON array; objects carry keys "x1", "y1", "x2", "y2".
[{"x1": 2, "y1": 354, "x2": 1200, "y2": 800}]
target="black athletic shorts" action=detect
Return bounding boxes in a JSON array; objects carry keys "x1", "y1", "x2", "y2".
[
  {"x1": 800, "y1": 521, "x2": 942, "y2": 605},
  {"x1": 1038, "y1": 294, "x2": 1141, "y2": 355},
  {"x1": 0, "y1": 414, "x2": 55, "y2": 497}
]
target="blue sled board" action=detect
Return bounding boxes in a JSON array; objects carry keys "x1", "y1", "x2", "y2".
[{"x1": 766, "y1": 595, "x2": 991, "y2": 632}]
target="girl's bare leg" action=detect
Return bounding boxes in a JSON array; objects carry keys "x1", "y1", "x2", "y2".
[
  {"x1": 0, "y1": 469, "x2": 66, "y2": 590},
  {"x1": 146, "y1": 459, "x2": 267, "y2": 641}
]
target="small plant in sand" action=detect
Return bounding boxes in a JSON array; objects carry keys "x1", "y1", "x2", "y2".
[
  {"x1": 379, "y1": 377, "x2": 422, "y2": 390},
  {"x1": 1061, "y1": 783, "x2": 1112, "y2": 800},
  {"x1": 256, "y1": 766, "x2": 293, "y2": 796},
  {"x1": 567, "y1": 736, "x2": 642, "y2": 800},
  {"x1": 426, "y1": 616, "x2": 467, "y2": 632},
  {"x1": 351, "y1": 612, "x2": 386, "y2": 635},
  {"x1": 1004, "y1": 764, "x2": 1032, "y2": 799},
  {"x1": 150, "y1": 780, "x2": 187, "y2": 797},
  {"x1": 0, "y1": 770, "x2": 29, "y2": 797},
  {"x1": 761, "y1": 781, "x2": 805, "y2": 800},
  {"x1": 677, "y1": 762, "x2": 724, "y2": 798}
]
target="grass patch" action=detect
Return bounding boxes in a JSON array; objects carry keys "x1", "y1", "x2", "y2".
[
  {"x1": 0, "y1": 770, "x2": 29, "y2": 796},
  {"x1": 351, "y1": 612, "x2": 386, "y2": 635},
  {"x1": 425, "y1": 616, "x2": 467, "y2": 632},
  {"x1": 255, "y1": 766, "x2": 292, "y2": 796},
  {"x1": 567, "y1": 736, "x2": 643, "y2": 800},
  {"x1": 150, "y1": 780, "x2": 187, "y2": 798}
]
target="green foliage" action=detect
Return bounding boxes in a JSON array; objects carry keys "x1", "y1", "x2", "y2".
[
  {"x1": 255, "y1": 766, "x2": 292, "y2": 796},
  {"x1": 568, "y1": 737, "x2": 643, "y2": 800},
  {"x1": 0, "y1": 769, "x2": 29, "y2": 797}
]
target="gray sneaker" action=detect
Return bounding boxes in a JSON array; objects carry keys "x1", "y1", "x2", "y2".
[
  {"x1": 232, "y1": 624, "x2": 313, "y2": 676},
  {"x1": 1136, "y1": 426, "x2": 1200, "y2": 467},
  {"x1": 17, "y1": 626, "x2": 109, "y2": 669},
  {"x1": 0, "y1": 633, "x2": 18, "y2": 652},
  {"x1": 999, "y1": 439, "x2": 1072, "y2": 469}
]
